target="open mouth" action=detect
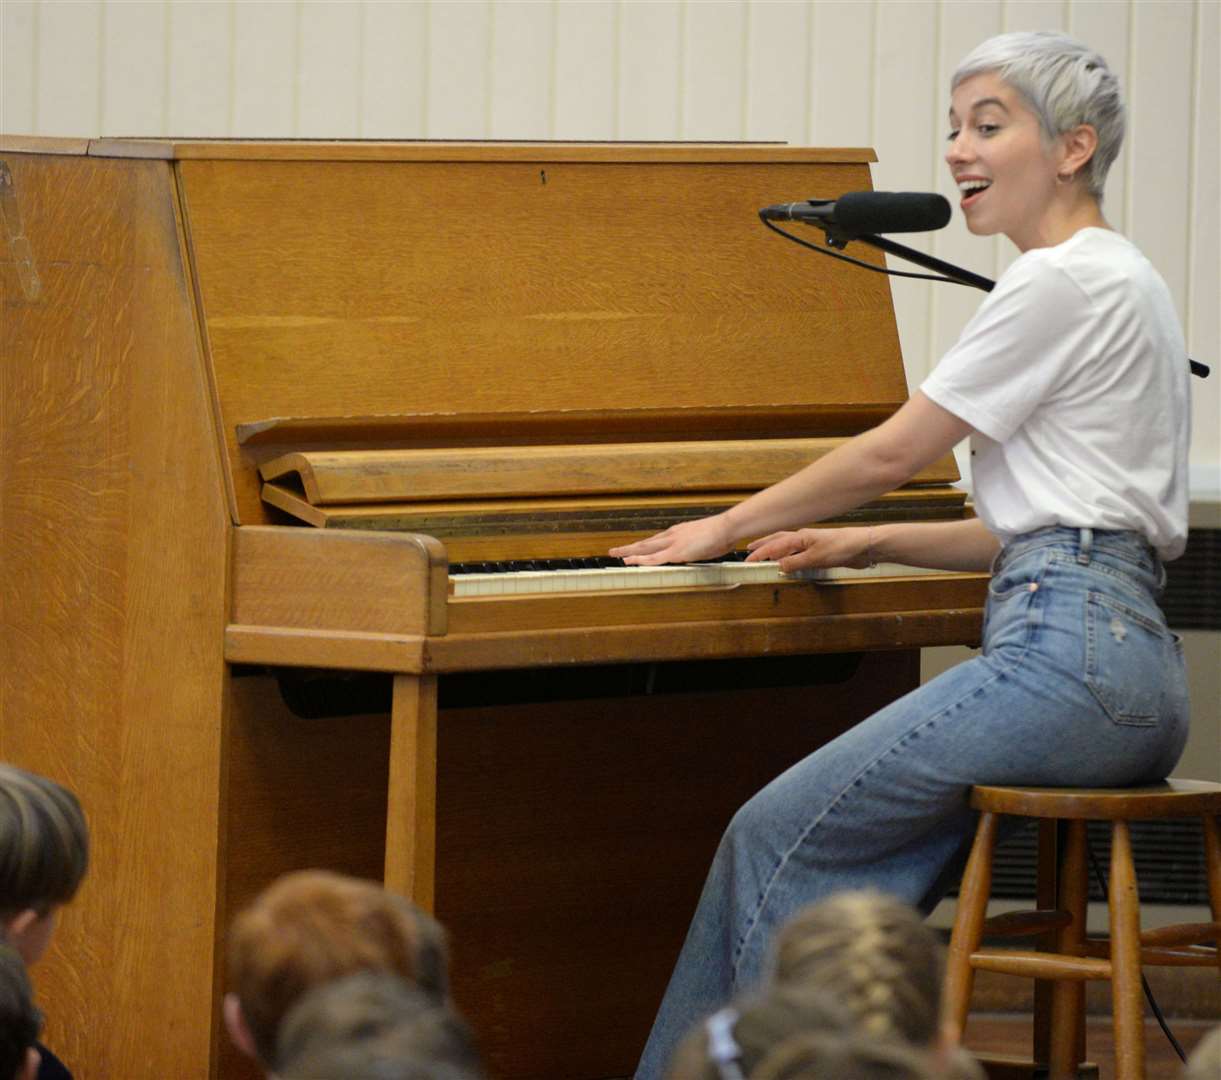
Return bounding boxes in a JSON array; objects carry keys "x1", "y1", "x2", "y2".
[{"x1": 958, "y1": 179, "x2": 992, "y2": 208}]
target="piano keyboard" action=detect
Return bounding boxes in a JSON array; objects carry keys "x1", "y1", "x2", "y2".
[{"x1": 449, "y1": 559, "x2": 940, "y2": 597}]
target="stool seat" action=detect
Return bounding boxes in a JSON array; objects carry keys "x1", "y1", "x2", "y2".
[
  {"x1": 944, "y1": 778, "x2": 1221, "y2": 1080},
  {"x1": 971, "y1": 779, "x2": 1221, "y2": 819}
]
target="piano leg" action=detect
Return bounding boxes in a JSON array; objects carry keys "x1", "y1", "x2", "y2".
[{"x1": 385, "y1": 674, "x2": 439, "y2": 910}]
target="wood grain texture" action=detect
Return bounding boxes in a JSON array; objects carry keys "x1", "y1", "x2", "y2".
[
  {"x1": 173, "y1": 150, "x2": 904, "y2": 523},
  {"x1": 230, "y1": 525, "x2": 448, "y2": 636},
  {"x1": 0, "y1": 150, "x2": 230, "y2": 1076},
  {"x1": 384, "y1": 675, "x2": 438, "y2": 909},
  {"x1": 261, "y1": 441, "x2": 960, "y2": 505},
  {"x1": 970, "y1": 781, "x2": 1221, "y2": 820}
]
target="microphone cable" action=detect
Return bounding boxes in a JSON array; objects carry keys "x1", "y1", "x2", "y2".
[{"x1": 759, "y1": 216, "x2": 967, "y2": 287}]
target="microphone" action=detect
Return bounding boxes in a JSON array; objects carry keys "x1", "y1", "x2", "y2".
[{"x1": 759, "y1": 191, "x2": 951, "y2": 238}]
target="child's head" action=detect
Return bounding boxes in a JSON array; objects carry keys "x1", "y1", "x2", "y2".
[
  {"x1": 666, "y1": 983, "x2": 849, "y2": 1080},
  {"x1": 749, "y1": 1030, "x2": 944, "y2": 1080},
  {"x1": 0, "y1": 764, "x2": 89, "y2": 965},
  {"x1": 1184, "y1": 1025, "x2": 1221, "y2": 1080},
  {"x1": 769, "y1": 890, "x2": 944, "y2": 1047},
  {"x1": 225, "y1": 870, "x2": 449, "y2": 1069},
  {"x1": 277, "y1": 971, "x2": 483, "y2": 1080},
  {"x1": 0, "y1": 946, "x2": 42, "y2": 1080}
]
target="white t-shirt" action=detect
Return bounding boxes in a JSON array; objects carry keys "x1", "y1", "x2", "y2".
[{"x1": 920, "y1": 228, "x2": 1190, "y2": 560}]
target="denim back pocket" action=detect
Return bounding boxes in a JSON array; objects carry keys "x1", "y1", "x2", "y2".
[{"x1": 1085, "y1": 591, "x2": 1179, "y2": 726}]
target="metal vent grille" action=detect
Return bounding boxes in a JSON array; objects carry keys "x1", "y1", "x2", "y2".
[
  {"x1": 1163, "y1": 526, "x2": 1221, "y2": 630},
  {"x1": 974, "y1": 819, "x2": 1211, "y2": 906}
]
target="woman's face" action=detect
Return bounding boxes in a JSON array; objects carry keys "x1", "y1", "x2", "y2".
[{"x1": 945, "y1": 71, "x2": 1064, "y2": 250}]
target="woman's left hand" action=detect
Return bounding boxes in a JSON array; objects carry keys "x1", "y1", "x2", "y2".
[{"x1": 746, "y1": 527, "x2": 873, "y2": 574}]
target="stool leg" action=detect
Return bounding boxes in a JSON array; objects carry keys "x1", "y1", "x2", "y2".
[
  {"x1": 1109, "y1": 820, "x2": 1144, "y2": 1080},
  {"x1": 1049, "y1": 820, "x2": 1088, "y2": 1080},
  {"x1": 1204, "y1": 814, "x2": 1221, "y2": 975},
  {"x1": 1033, "y1": 820, "x2": 1059, "y2": 1067},
  {"x1": 943, "y1": 810, "x2": 997, "y2": 1045}
]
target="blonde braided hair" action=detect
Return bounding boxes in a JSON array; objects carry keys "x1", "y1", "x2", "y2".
[{"x1": 769, "y1": 890, "x2": 943, "y2": 1047}]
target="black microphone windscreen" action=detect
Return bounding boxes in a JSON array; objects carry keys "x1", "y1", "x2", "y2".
[{"x1": 833, "y1": 191, "x2": 951, "y2": 235}]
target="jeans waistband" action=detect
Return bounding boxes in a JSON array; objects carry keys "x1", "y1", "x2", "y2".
[{"x1": 992, "y1": 526, "x2": 1163, "y2": 587}]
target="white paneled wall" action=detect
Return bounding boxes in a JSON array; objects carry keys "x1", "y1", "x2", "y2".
[{"x1": 1, "y1": 0, "x2": 1216, "y2": 485}]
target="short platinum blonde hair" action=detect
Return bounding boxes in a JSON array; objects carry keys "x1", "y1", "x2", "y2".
[{"x1": 952, "y1": 31, "x2": 1125, "y2": 200}]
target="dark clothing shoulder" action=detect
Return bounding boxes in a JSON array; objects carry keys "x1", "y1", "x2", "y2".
[{"x1": 36, "y1": 1043, "x2": 73, "y2": 1080}]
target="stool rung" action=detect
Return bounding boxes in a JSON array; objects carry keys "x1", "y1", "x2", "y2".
[
  {"x1": 981, "y1": 909, "x2": 1073, "y2": 938},
  {"x1": 1138, "y1": 921, "x2": 1219, "y2": 948},
  {"x1": 970, "y1": 948, "x2": 1111, "y2": 980},
  {"x1": 1080, "y1": 940, "x2": 1220, "y2": 966}
]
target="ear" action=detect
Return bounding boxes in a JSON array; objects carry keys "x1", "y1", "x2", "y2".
[
  {"x1": 19, "y1": 1046, "x2": 40, "y2": 1080},
  {"x1": 223, "y1": 992, "x2": 259, "y2": 1061},
  {"x1": 1058, "y1": 123, "x2": 1099, "y2": 182},
  {"x1": 3, "y1": 909, "x2": 43, "y2": 965}
]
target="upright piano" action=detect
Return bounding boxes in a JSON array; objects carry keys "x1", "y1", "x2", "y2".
[{"x1": 0, "y1": 138, "x2": 985, "y2": 1078}]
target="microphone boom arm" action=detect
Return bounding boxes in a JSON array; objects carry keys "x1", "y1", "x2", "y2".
[{"x1": 818, "y1": 227, "x2": 1210, "y2": 379}]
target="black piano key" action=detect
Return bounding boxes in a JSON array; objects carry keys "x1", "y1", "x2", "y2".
[{"x1": 449, "y1": 553, "x2": 755, "y2": 575}]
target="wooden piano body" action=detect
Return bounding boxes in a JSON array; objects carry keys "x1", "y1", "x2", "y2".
[{"x1": 0, "y1": 138, "x2": 985, "y2": 1078}]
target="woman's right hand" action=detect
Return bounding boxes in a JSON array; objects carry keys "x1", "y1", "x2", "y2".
[
  {"x1": 609, "y1": 513, "x2": 737, "y2": 566},
  {"x1": 746, "y1": 526, "x2": 874, "y2": 574}
]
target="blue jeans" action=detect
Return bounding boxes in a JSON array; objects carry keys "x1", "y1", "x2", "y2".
[{"x1": 635, "y1": 527, "x2": 1189, "y2": 1078}]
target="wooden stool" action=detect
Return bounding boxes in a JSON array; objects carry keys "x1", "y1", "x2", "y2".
[{"x1": 942, "y1": 780, "x2": 1221, "y2": 1080}]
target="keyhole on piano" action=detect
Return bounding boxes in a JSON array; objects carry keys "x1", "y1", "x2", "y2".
[{"x1": 540, "y1": 169, "x2": 547, "y2": 185}]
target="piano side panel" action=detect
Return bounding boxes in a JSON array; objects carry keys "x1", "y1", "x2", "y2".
[
  {"x1": 217, "y1": 652, "x2": 917, "y2": 1079},
  {"x1": 0, "y1": 153, "x2": 232, "y2": 1075},
  {"x1": 175, "y1": 154, "x2": 910, "y2": 523}
]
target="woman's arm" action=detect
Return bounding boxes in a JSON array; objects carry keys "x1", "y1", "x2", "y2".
[
  {"x1": 748, "y1": 517, "x2": 1000, "y2": 574},
  {"x1": 610, "y1": 392, "x2": 974, "y2": 565}
]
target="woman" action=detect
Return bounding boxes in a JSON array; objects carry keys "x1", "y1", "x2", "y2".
[{"x1": 611, "y1": 31, "x2": 1191, "y2": 1079}]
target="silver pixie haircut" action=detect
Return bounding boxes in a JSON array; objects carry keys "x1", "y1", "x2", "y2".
[{"x1": 952, "y1": 31, "x2": 1125, "y2": 200}]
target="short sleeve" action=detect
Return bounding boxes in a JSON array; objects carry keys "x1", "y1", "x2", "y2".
[{"x1": 921, "y1": 255, "x2": 1098, "y2": 442}]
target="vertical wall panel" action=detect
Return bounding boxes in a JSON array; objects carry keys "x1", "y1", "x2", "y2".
[
  {"x1": 489, "y1": 0, "x2": 554, "y2": 138},
  {"x1": 1002, "y1": 0, "x2": 1067, "y2": 32},
  {"x1": 232, "y1": 0, "x2": 297, "y2": 137},
  {"x1": 362, "y1": 0, "x2": 428, "y2": 138},
  {"x1": 872, "y1": 1, "x2": 939, "y2": 391},
  {"x1": 928, "y1": 0, "x2": 1003, "y2": 379},
  {"x1": 167, "y1": 1, "x2": 232, "y2": 137},
  {"x1": 554, "y1": 0, "x2": 616, "y2": 140},
  {"x1": 1066, "y1": 0, "x2": 1130, "y2": 233},
  {"x1": 101, "y1": 0, "x2": 166, "y2": 136},
  {"x1": 35, "y1": 0, "x2": 101, "y2": 136},
  {"x1": 747, "y1": 0, "x2": 811, "y2": 146},
  {"x1": 297, "y1": 1, "x2": 362, "y2": 137},
  {"x1": 1, "y1": 1, "x2": 38, "y2": 134},
  {"x1": 1187, "y1": 0, "x2": 1220, "y2": 489},
  {"x1": 1127, "y1": 0, "x2": 1193, "y2": 317},
  {"x1": 427, "y1": 0, "x2": 490, "y2": 137},
  {"x1": 684, "y1": 0, "x2": 748, "y2": 140},
  {"x1": 618, "y1": 0, "x2": 681, "y2": 140},
  {"x1": 808, "y1": 0, "x2": 873, "y2": 146}
]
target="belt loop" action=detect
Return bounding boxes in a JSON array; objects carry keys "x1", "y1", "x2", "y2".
[{"x1": 1077, "y1": 527, "x2": 1093, "y2": 564}]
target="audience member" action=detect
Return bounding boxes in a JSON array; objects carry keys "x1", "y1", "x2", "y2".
[
  {"x1": 664, "y1": 983, "x2": 849, "y2": 1080},
  {"x1": 0, "y1": 764, "x2": 89, "y2": 1080},
  {"x1": 752, "y1": 1030, "x2": 945, "y2": 1080},
  {"x1": 0, "y1": 765, "x2": 89, "y2": 967},
  {"x1": 768, "y1": 890, "x2": 982, "y2": 1079},
  {"x1": 1183, "y1": 1024, "x2": 1221, "y2": 1080},
  {"x1": 769, "y1": 889, "x2": 942, "y2": 1046},
  {"x1": 0, "y1": 946, "x2": 41, "y2": 1080},
  {"x1": 277, "y1": 971, "x2": 483, "y2": 1080},
  {"x1": 224, "y1": 869, "x2": 448, "y2": 1073}
]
